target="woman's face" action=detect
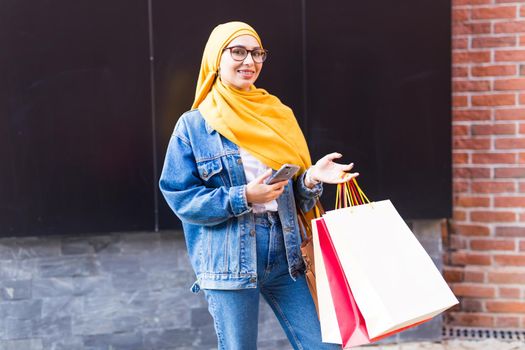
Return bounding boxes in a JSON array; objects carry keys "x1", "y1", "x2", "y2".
[{"x1": 219, "y1": 35, "x2": 263, "y2": 91}]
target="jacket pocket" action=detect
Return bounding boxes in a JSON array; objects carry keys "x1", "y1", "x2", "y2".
[{"x1": 196, "y1": 158, "x2": 225, "y2": 186}]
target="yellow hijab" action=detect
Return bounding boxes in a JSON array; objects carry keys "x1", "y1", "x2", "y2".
[{"x1": 192, "y1": 21, "x2": 312, "y2": 174}]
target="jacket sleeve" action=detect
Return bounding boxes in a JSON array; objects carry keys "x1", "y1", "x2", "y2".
[
  {"x1": 293, "y1": 168, "x2": 323, "y2": 213},
  {"x1": 159, "y1": 123, "x2": 251, "y2": 226}
]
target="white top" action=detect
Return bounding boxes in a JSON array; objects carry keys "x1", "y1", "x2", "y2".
[{"x1": 239, "y1": 147, "x2": 278, "y2": 213}]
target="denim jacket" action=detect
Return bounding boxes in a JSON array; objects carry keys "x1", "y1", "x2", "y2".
[{"x1": 159, "y1": 109, "x2": 323, "y2": 292}]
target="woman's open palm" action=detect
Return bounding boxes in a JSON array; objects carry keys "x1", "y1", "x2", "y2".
[{"x1": 310, "y1": 153, "x2": 358, "y2": 184}]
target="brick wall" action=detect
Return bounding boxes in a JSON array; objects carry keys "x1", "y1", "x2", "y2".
[{"x1": 448, "y1": 0, "x2": 525, "y2": 329}]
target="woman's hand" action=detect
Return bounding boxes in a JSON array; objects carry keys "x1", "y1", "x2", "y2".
[
  {"x1": 246, "y1": 169, "x2": 289, "y2": 204},
  {"x1": 306, "y1": 152, "x2": 358, "y2": 188}
]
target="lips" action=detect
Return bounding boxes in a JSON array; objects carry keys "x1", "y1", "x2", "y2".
[{"x1": 237, "y1": 70, "x2": 255, "y2": 78}]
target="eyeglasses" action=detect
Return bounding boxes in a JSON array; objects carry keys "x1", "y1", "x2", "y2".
[{"x1": 223, "y1": 46, "x2": 268, "y2": 63}]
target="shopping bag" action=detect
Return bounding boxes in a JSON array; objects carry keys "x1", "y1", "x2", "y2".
[
  {"x1": 297, "y1": 200, "x2": 324, "y2": 316},
  {"x1": 313, "y1": 217, "x2": 360, "y2": 345},
  {"x1": 321, "y1": 179, "x2": 458, "y2": 341}
]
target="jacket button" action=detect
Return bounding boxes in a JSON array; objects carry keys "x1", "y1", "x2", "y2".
[
  {"x1": 237, "y1": 158, "x2": 242, "y2": 164},
  {"x1": 249, "y1": 277, "x2": 256, "y2": 283},
  {"x1": 250, "y1": 229, "x2": 256, "y2": 237}
]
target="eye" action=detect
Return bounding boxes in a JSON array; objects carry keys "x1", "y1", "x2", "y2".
[
  {"x1": 252, "y1": 50, "x2": 263, "y2": 58},
  {"x1": 231, "y1": 47, "x2": 246, "y2": 56}
]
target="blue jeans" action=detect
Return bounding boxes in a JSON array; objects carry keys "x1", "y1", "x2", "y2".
[{"x1": 203, "y1": 212, "x2": 340, "y2": 350}]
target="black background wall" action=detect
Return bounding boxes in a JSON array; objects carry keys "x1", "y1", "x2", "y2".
[{"x1": 1, "y1": 0, "x2": 451, "y2": 236}]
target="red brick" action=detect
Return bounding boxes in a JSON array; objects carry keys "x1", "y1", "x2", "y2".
[
  {"x1": 453, "y1": 125, "x2": 469, "y2": 136},
  {"x1": 496, "y1": 49, "x2": 525, "y2": 62},
  {"x1": 473, "y1": 36, "x2": 517, "y2": 48},
  {"x1": 520, "y1": 123, "x2": 525, "y2": 134},
  {"x1": 454, "y1": 210, "x2": 467, "y2": 221},
  {"x1": 454, "y1": 180, "x2": 470, "y2": 193},
  {"x1": 521, "y1": 182, "x2": 525, "y2": 192},
  {"x1": 455, "y1": 195, "x2": 491, "y2": 207},
  {"x1": 499, "y1": 287, "x2": 521, "y2": 298},
  {"x1": 472, "y1": 6, "x2": 517, "y2": 20},
  {"x1": 454, "y1": 0, "x2": 490, "y2": 4},
  {"x1": 519, "y1": 153, "x2": 525, "y2": 164},
  {"x1": 488, "y1": 271, "x2": 525, "y2": 283},
  {"x1": 453, "y1": 283, "x2": 496, "y2": 298},
  {"x1": 453, "y1": 80, "x2": 491, "y2": 92},
  {"x1": 470, "y1": 211, "x2": 516, "y2": 222},
  {"x1": 454, "y1": 109, "x2": 491, "y2": 121},
  {"x1": 454, "y1": 167, "x2": 491, "y2": 178},
  {"x1": 453, "y1": 9, "x2": 470, "y2": 22},
  {"x1": 494, "y1": 254, "x2": 525, "y2": 266},
  {"x1": 495, "y1": 78, "x2": 525, "y2": 90},
  {"x1": 453, "y1": 95, "x2": 468, "y2": 107},
  {"x1": 495, "y1": 168, "x2": 525, "y2": 178},
  {"x1": 453, "y1": 66, "x2": 469, "y2": 77},
  {"x1": 451, "y1": 251, "x2": 492, "y2": 265},
  {"x1": 521, "y1": 35, "x2": 525, "y2": 46},
  {"x1": 464, "y1": 270, "x2": 485, "y2": 282},
  {"x1": 471, "y1": 181, "x2": 515, "y2": 193},
  {"x1": 486, "y1": 301, "x2": 525, "y2": 313},
  {"x1": 444, "y1": 267, "x2": 464, "y2": 283},
  {"x1": 521, "y1": 240, "x2": 525, "y2": 251},
  {"x1": 453, "y1": 152, "x2": 469, "y2": 164},
  {"x1": 495, "y1": 316, "x2": 520, "y2": 328},
  {"x1": 495, "y1": 108, "x2": 525, "y2": 120},
  {"x1": 471, "y1": 123, "x2": 516, "y2": 135},
  {"x1": 472, "y1": 65, "x2": 516, "y2": 77},
  {"x1": 453, "y1": 38, "x2": 469, "y2": 50},
  {"x1": 495, "y1": 21, "x2": 525, "y2": 34},
  {"x1": 453, "y1": 138, "x2": 491, "y2": 150},
  {"x1": 495, "y1": 138, "x2": 525, "y2": 149},
  {"x1": 472, "y1": 153, "x2": 516, "y2": 164},
  {"x1": 494, "y1": 196, "x2": 525, "y2": 207},
  {"x1": 521, "y1": 94, "x2": 525, "y2": 105},
  {"x1": 448, "y1": 312, "x2": 494, "y2": 327},
  {"x1": 496, "y1": 226, "x2": 525, "y2": 237},
  {"x1": 453, "y1": 51, "x2": 491, "y2": 64},
  {"x1": 470, "y1": 238, "x2": 516, "y2": 250},
  {"x1": 453, "y1": 22, "x2": 491, "y2": 36},
  {"x1": 461, "y1": 299, "x2": 484, "y2": 312},
  {"x1": 520, "y1": 213, "x2": 525, "y2": 222},
  {"x1": 472, "y1": 94, "x2": 516, "y2": 107},
  {"x1": 454, "y1": 224, "x2": 491, "y2": 236}
]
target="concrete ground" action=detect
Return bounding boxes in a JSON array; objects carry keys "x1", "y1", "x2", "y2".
[{"x1": 355, "y1": 340, "x2": 525, "y2": 350}]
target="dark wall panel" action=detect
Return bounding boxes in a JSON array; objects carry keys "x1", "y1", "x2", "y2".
[
  {"x1": 306, "y1": 1, "x2": 451, "y2": 219},
  {"x1": 153, "y1": 0, "x2": 304, "y2": 229},
  {"x1": 1, "y1": 0, "x2": 451, "y2": 235},
  {"x1": 0, "y1": 1, "x2": 153, "y2": 236}
]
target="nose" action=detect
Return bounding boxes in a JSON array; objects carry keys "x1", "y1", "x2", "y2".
[{"x1": 242, "y1": 52, "x2": 255, "y2": 65}]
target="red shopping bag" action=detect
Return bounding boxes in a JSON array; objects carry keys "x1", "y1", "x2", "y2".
[{"x1": 315, "y1": 217, "x2": 369, "y2": 348}]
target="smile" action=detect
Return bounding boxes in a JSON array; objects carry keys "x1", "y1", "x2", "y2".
[{"x1": 237, "y1": 70, "x2": 255, "y2": 77}]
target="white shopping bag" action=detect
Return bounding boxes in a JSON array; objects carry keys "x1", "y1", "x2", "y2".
[
  {"x1": 322, "y1": 199, "x2": 458, "y2": 339},
  {"x1": 312, "y1": 217, "x2": 342, "y2": 344}
]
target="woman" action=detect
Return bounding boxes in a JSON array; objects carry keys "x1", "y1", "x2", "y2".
[{"x1": 159, "y1": 21, "x2": 357, "y2": 350}]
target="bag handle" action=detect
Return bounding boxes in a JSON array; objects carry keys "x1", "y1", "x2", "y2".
[{"x1": 335, "y1": 177, "x2": 371, "y2": 209}]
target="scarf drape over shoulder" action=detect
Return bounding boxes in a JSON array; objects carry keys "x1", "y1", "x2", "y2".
[{"x1": 191, "y1": 21, "x2": 312, "y2": 174}]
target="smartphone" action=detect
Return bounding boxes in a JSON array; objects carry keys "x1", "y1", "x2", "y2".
[{"x1": 265, "y1": 164, "x2": 300, "y2": 185}]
